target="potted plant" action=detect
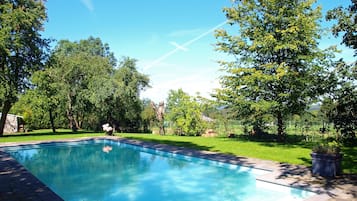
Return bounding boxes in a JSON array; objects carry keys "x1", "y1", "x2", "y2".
[{"x1": 311, "y1": 141, "x2": 343, "y2": 177}]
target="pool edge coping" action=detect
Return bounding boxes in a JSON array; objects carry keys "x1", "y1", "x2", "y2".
[
  {"x1": 0, "y1": 136, "x2": 346, "y2": 201},
  {"x1": 0, "y1": 149, "x2": 64, "y2": 201}
]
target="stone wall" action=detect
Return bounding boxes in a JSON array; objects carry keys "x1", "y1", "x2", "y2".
[{"x1": 0, "y1": 113, "x2": 24, "y2": 133}]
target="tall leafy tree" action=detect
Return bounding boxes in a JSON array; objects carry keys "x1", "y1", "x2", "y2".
[
  {"x1": 141, "y1": 99, "x2": 156, "y2": 133},
  {"x1": 326, "y1": 1, "x2": 357, "y2": 140},
  {"x1": 0, "y1": 0, "x2": 48, "y2": 135},
  {"x1": 51, "y1": 37, "x2": 114, "y2": 131},
  {"x1": 320, "y1": 61, "x2": 357, "y2": 140},
  {"x1": 110, "y1": 57, "x2": 150, "y2": 131},
  {"x1": 166, "y1": 89, "x2": 206, "y2": 136},
  {"x1": 215, "y1": 0, "x2": 335, "y2": 140},
  {"x1": 10, "y1": 87, "x2": 67, "y2": 131},
  {"x1": 22, "y1": 37, "x2": 150, "y2": 132},
  {"x1": 31, "y1": 67, "x2": 62, "y2": 133},
  {"x1": 327, "y1": 0, "x2": 357, "y2": 56}
]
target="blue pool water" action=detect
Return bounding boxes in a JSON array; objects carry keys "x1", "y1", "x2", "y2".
[{"x1": 5, "y1": 140, "x2": 315, "y2": 201}]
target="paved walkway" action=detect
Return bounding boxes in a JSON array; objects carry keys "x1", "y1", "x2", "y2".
[
  {"x1": 0, "y1": 151, "x2": 63, "y2": 201},
  {"x1": 0, "y1": 137, "x2": 356, "y2": 201}
]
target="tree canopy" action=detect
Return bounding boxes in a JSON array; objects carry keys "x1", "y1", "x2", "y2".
[
  {"x1": 327, "y1": 0, "x2": 357, "y2": 56},
  {"x1": 325, "y1": 0, "x2": 357, "y2": 140},
  {"x1": 11, "y1": 37, "x2": 150, "y2": 133},
  {"x1": 49, "y1": 37, "x2": 115, "y2": 131},
  {"x1": 4, "y1": 0, "x2": 356, "y2": 138},
  {"x1": 166, "y1": 89, "x2": 206, "y2": 136},
  {"x1": 214, "y1": 0, "x2": 336, "y2": 140},
  {"x1": 0, "y1": 0, "x2": 48, "y2": 135}
]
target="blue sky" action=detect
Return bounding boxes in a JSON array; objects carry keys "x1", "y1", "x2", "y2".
[{"x1": 42, "y1": 0, "x2": 354, "y2": 102}]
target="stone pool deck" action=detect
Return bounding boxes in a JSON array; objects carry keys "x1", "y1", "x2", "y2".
[{"x1": 0, "y1": 136, "x2": 356, "y2": 201}]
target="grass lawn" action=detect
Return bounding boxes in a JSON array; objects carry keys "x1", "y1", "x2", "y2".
[
  {"x1": 119, "y1": 133, "x2": 357, "y2": 174},
  {"x1": 1, "y1": 130, "x2": 356, "y2": 174},
  {"x1": 119, "y1": 134, "x2": 312, "y2": 164},
  {"x1": 0, "y1": 129, "x2": 105, "y2": 142}
]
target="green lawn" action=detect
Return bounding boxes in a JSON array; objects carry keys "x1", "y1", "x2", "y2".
[
  {"x1": 0, "y1": 129, "x2": 105, "y2": 142},
  {"x1": 120, "y1": 134, "x2": 312, "y2": 164},
  {"x1": 119, "y1": 133, "x2": 357, "y2": 174},
  {"x1": 1, "y1": 130, "x2": 356, "y2": 174}
]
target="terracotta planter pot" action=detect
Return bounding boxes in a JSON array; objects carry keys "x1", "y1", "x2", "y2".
[{"x1": 311, "y1": 152, "x2": 343, "y2": 177}]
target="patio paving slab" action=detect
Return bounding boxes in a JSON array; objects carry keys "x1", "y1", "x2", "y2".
[{"x1": 0, "y1": 150, "x2": 63, "y2": 201}]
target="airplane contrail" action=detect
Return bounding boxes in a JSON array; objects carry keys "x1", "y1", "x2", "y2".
[
  {"x1": 170, "y1": 41, "x2": 188, "y2": 51},
  {"x1": 143, "y1": 20, "x2": 228, "y2": 71}
]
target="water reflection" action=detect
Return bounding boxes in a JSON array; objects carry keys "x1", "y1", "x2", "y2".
[{"x1": 10, "y1": 143, "x2": 151, "y2": 201}]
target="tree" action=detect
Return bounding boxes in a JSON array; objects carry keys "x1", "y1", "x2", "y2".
[
  {"x1": 0, "y1": 0, "x2": 48, "y2": 135},
  {"x1": 215, "y1": 0, "x2": 335, "y2": 140},
  {"x1": 320, "y1": 62, "x2": 357, "y2": 140},
  {"x1": 141, "y1": 99, "x2": 156, "y2": 133},
  {"x1": 151, "y1": 101, "x2": 166, "y2": 135},
  {"x1": 110, "y1": 57, "x2": 150, "y2": 132},
  {"x1": 327, "y1": 0, "x2": 357, "y2": 56},
  {"x1": 10, "y1": 88, "x2": 67, "y2": 131},
  {"x1": 50, "y1": 38, "x2": 115, "y2": 131},
  {"x1": 18, "y1": 37, "x2": 150, "y2": 132},
  {"x1": 31, "y1": 68, "x2": 62, "y2": 133},
  {"x1": 166, "y1": 89, "x2": 206, "y2": 136},
  {"x1": 325, "y1": 1, "x2": 357, "y2": 140}
]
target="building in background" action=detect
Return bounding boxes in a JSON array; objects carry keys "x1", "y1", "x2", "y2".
[{"x1": 0, "y1": 113, "x2": 25, "y2": 133}]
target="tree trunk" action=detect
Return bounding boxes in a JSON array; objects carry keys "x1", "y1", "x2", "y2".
[
  {"x1": 74, "y1": 118, "x2": 80, "y2": 130},
  {"x1": 108, "y1": 117, "x2": 116, "y2": 133},
  {"x1": 66, "y1": 109, "x2": 78, "y2": 132},
  {"x1": 159, "y1": 125, "x2": 166, "y2": 135},
  {"x1": 0, "y1": 101, "x2": 12, "y2": 136},
  {"x1": 67, "y1": 93, "x2": 77, "y2": 132},
  {"x1": 159, "y1": 118, "x2": 165, "y2": 135},
  {"x1": 277, "y1": 111, "x2": 285, "y2": 141},
  {"x1": 49, "y1": 108, "x2": 56, "y2": 133}
]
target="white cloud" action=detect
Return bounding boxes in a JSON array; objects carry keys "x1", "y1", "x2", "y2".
[{"x1": 80, "y1": 0, "x2": 94, "y2": 12}]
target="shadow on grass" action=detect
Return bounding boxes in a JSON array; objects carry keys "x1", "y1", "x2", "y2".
[
  {"x1": 233, "y1": 133, "x2": 357, "y2": 173},
  {"x1": 123, "y1": 134, "x2": 357, "y2": 200},
  {"x1": 227, "y1": 133, "x2": 317, "y2": 149},
  {"x1": 121, "y1": 136, "x2": 259, "y2": 169},
  {"x1": 341, "y1": 146, "x2": 357, "y2": 174},
  {"x1": 123, "y1": 136, "x2": 213, "y2": 152}
]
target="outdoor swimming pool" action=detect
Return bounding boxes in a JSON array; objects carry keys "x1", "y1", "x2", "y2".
[{"x1": 5, "y1": 139, "x2": 315, "y2": 201}]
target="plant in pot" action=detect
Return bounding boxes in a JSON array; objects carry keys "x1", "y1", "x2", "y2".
[{"x1": 311, "y1": 141, "x2": 342, "y2": 177}]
